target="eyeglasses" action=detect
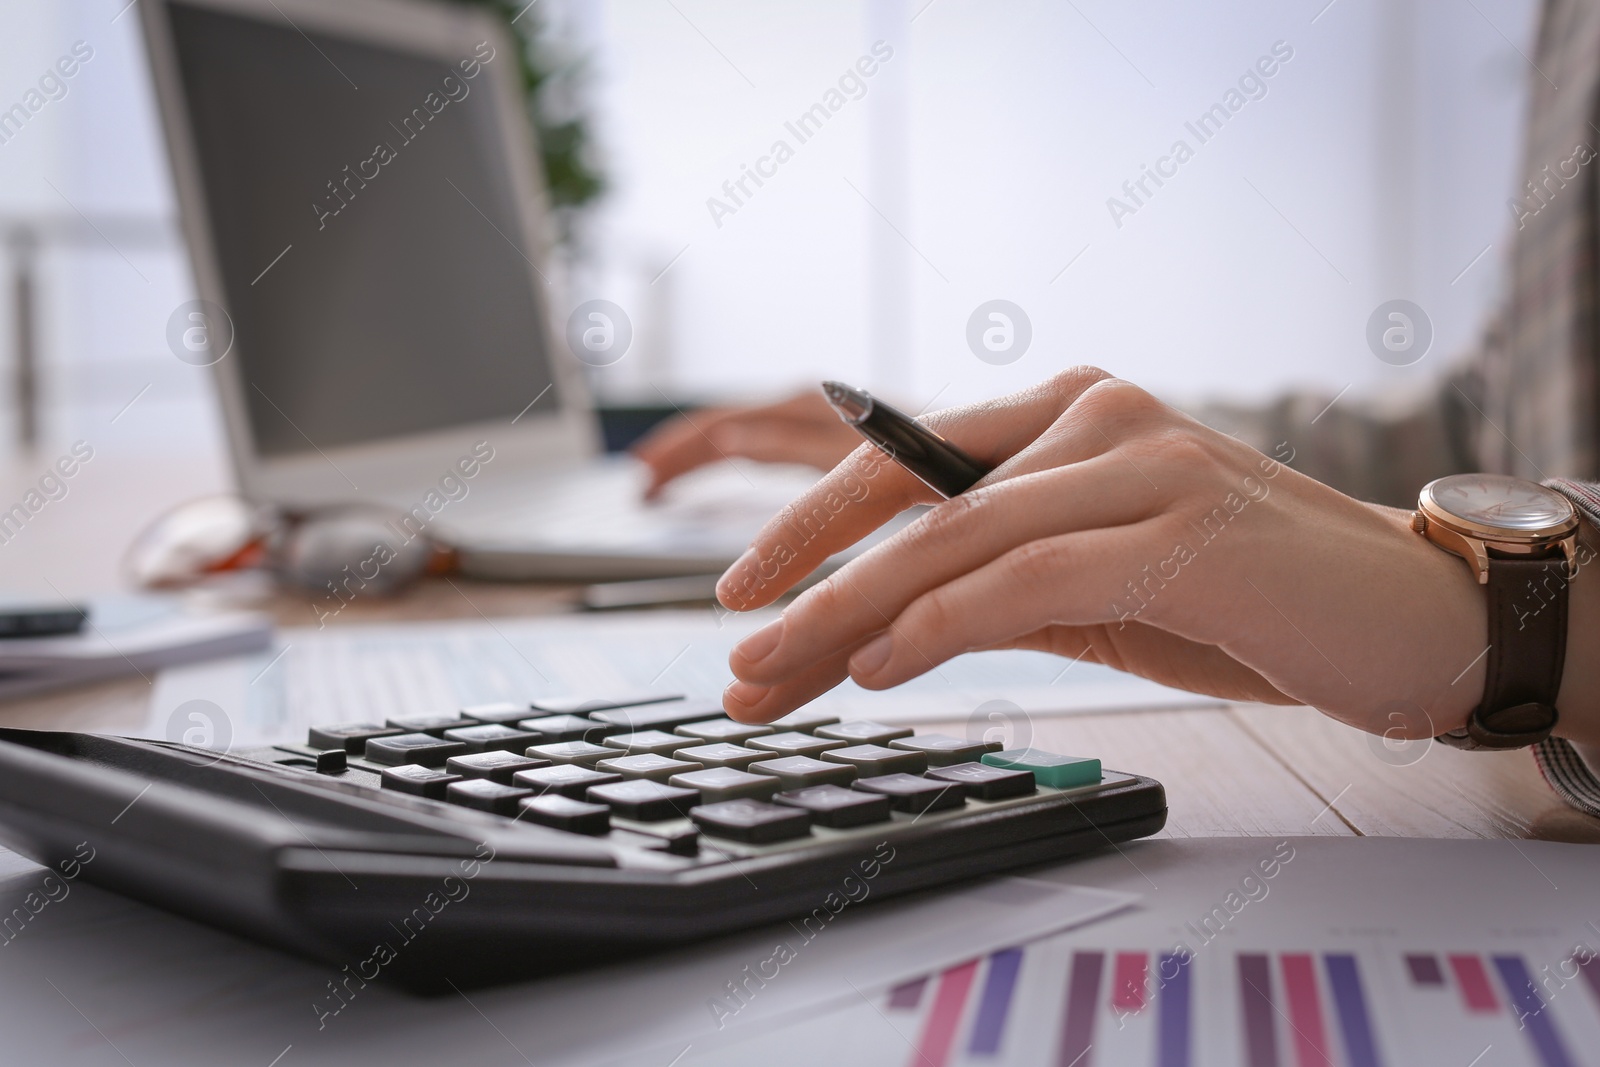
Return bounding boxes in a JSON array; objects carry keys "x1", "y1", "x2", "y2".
[{"x1": 124, "y1": 495, "x2": 453, "y2": 594}]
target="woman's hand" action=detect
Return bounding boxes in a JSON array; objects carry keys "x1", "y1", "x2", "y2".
[
  {"x1": 715, "y1": 368, "x2": 1490, "y2": 740},
  {"x1": 631, "y1": 391, "x2": 862, "y2": 500}
]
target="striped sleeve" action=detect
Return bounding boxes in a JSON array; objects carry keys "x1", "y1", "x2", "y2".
[{"x1": 1534, "y1": 479, "x2": 1600, "y2": 817}]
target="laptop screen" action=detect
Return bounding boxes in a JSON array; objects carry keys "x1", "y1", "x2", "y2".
[{"x1": 166, "y1": 3, "x2": 560, "y2": 458}]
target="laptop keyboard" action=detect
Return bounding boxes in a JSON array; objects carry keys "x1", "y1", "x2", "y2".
[{"x1": 250, "y1": 693, "x2": 1126, "y2": 863}]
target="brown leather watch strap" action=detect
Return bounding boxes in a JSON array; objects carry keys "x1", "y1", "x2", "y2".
[{"x1": 1458, "y1": 556, "x2": 1567, "y2": 749}]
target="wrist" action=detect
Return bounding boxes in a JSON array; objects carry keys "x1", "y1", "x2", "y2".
[{"x1": 1555, "y1": 517, "x2": 1600, "y2": 745}]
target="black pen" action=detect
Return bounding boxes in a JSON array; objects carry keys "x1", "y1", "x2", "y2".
[{"x1": 821, "y1": 381, "x2": 992, "y2": 498}]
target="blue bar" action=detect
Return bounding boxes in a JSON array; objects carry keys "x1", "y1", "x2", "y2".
[
  {"x1": 1323, "y1": 954, "x2": 1383, "y2": 1067},
  {"x1": 967, "y1": 948, "x2": 1023, "y2": 1056},
  {"x1": 1493, "y1": 955, "x2": 1579, "y2": 1067},
  {"x1": 1157, "y1": 953, "x2": 1193, "y2": 1067}
]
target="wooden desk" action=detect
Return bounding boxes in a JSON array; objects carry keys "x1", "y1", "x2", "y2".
[{"x1": 5, "y1": 575, "x2": 1597, "y2": 845}]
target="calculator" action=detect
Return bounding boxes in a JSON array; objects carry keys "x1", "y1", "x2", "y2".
[{"x1": 0, "y1": 694, "x2": 1165, "y2": 990}]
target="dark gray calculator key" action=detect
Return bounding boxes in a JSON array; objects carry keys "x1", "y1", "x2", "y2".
[
  {"x1": 365, "y1": 732, "x2": 469, "y2": 767},
  {"x1": 772, "y1": 785, "x2": 892, "y2": 828},
  {"x1": 587, "y1": 780, "x2": 702, "y2": 821},
  {"x1": 821, "y1": 744, "x2": 929, "y2": 777},
  {"x1": 458, "y1": 701, "x2": 538, "y2": 725},
  {"x1": 612, "y1": 825, "x2": 700, "y2": 856},
  {"x1": 272, "y1": 745, "x2": 348, "y2": 774},
  {"x1": 852, "y1": 773, "x2": 965, "y2": 814},
  {"x1": 442, "y1": 723, "x2": 540, "y2": 754},
  {"x1": 692, "y1": 799, "x2": 812, "y2": 844},
  {"x1": 446, "y1": 779, "x2": 533, "y2": 816},
  {"x1": 528, "y1": 692, "x2": 683, "y2": 715},
  {"x1": 596, "y1": 753, "x2": 703, "y2": 783},
  {"x1": 926, "y1": 762, "x2": 1036, "y2": 800},
  {"x1": 674, "y1": 719, "x2": 775, "y2": 745},
  {"x1": 526, "y1": 741, "x2": 613, "y2": 768},
  {"x1": 815, "y1": 721, "x2": 915, "y2": 746},
  {"x1": 385, "y1": 713, "x2": 471, "y2": 737},
  {"x1": 517, "y1": 715, "x2": 614, "y2": 743},
  {"x1": 381, "y1": 763, "x2": 462, "y2": 800},
  {"x1": 888, "y1": 733, "x2": 1001, "y2": 767},
  {"x1": 513, "y1": 765, "x2": 623, "y2": 800},
  {"x1": 768, "y1": 709, "x2": 841, "y2": 734},
  {"x1": 446, "y1": 751, "x2": 550, "y2": 784},
  {"x1": 675, "y1": 743, "x2": 771, "y2": 770},
  {"x1": 307, "y1": 723, "x2": 403, "y2": 753},
  {"x1": 518, "y1": 795, "x2": 610, "y2": 836},
  {"x1": 748, "y1": 755, "x2": 856, "y2": 790},
  {"x1": 669, "y1": 767, "x2": 779, "y2": 803},
  {"x1": 589, "y1": 700, "x2": 726, "y2": 733},
  {"x1": 747, "y1": 732, "x2": 846, "y2": 759},
  {"x1": 602, "y1": 730, "x2": 695, "y2": 757}
]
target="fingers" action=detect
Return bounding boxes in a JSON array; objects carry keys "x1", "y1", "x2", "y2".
[
  {"x1": 728, "y1": 454, "x2": 1160, "y2": 684},
  {"x1": 722, "y1": 641, "x2": 862, "y2": 723},
  {"x1": 715, "y1": 366, "x2": 1120, "y2": 610}
]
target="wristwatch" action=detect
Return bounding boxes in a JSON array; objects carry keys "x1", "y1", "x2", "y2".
[{"x1": 1411, "y1": 474, "x2": 1579, "y2": 749}]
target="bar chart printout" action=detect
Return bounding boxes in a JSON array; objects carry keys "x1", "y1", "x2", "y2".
[{"x1": 882, "y1": 944, "x2": 1600, "y2": 1067}]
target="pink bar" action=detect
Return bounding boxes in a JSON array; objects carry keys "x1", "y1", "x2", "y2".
[
  {"x1": 1280, "y1": 953, "x2": 1334, "y2": 1067},
  {"x1": 1449, "y1": 954, "x2": 1500, "y2": 1013},
  {"x1": 911, "y1": 959, "x2": 981, "y2": 1067},
  {"x1": 1111, "y1": 952, "x2": 1148, "y2": 1013}
]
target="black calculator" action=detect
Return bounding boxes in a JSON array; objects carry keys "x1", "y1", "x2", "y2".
[{"x1": 0, "y1": 693, "x2": 1165, "y2": 990}]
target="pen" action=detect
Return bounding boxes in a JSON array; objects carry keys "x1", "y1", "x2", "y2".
[{"x1": 821, "y1": 381, "x2": 992, "y2": 498}]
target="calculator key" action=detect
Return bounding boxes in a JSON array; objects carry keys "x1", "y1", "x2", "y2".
[
  {"x1": 381, "y1": 763, "x2": 462, "y2": 800},
  {"x1": 748, "y1": 755, "x2": 856, "y2": 790},
  {"x1": 692, "y1": 800, "x2": 812, "y2": 844},
  {"x1": 446, "y1": 751, "x2": 550, "y2": 784},
  {"x1": 587, "y1": 780, "x2": 701, "y2": 821},
  {"x1": 446, "y1": 779, "x2": 533, "y2": 816},
  {"x1": 272, "y1": 744, "x2": 349, "y2": 774},
  {"x1": 747, "y1": 732, "x2": 846, "y2": 759},
  {"x1": 513, "y1": 764, "x2": 623, "y2": 799},
  {"x1": 768, "y1": 709, "x2": 840, "y2": 734},
  {"x1": 385, "y1": 713, "x2": 468, "y2": 737},
  {"x1": 925, "y1": 762, "x2": 1036, "y2": 800},
  {"x1": 528, "y1": 692, "x2": 682, "y2": 715},
  {"x1": 589, "y1": 700, "x2": 726, "y2": 733},
  {"x1": 675, "y1": 743, "x2": 772, "y2": 770},
  {"x1": 307, "y1": 722, "x2": 403, "y2": 753},
  {"x1": 518, "y1": 795, "x2": 611, "y2": 835},
  {"x1": 981, "y1": 749, "x2": 1102, "y2": 789},
  {"x1": 613, "y1": 825, "x2": 700, "y2": 856},
  {"x1": 674, "y1": 719, "x2": 775, "y2": 745},
  {"x1": 526, "y1": 741, "x2": 613, "y2": 768},
  {"x1": 365, "y1": 732, "x2": 468, "y2": 767},
  {"x1": 669, "y1": 767, "x2": 779, "y2": 804},
  {"x1": 596, "y1": 753, "x2": 703, "y2": 783},
  {"x1": 458, "y1": 701, "x2": 538, "y2": 725},
  {"x1": 442, "y1": 723, "x2": 540, "y2": 754},
  {"x1": 852, "y1": 773, "x2": 965, "y2": 814},
  {"x1": 821, "y1": 744, "x2": 929, "y2": 777},
  {"x1": 518, "y1": 715, "x2": 614, "y2": 744},
  {"x1": 888, "y1": 733, "x2": 1002, "y2": 766},
  {"x1": 602, "y1": 730, "x2": 695, "y2": 757},
  {"x1": 815, "y1": 721, "x2": 915, "y2": 746},
  {"x1": 772, "y1": 785, "x2": 892, "y2": 828}
]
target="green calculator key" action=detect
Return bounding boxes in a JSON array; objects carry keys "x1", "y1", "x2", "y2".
[{"x1": 981, "y1": 749, "x2": 1102, "y2": 789}]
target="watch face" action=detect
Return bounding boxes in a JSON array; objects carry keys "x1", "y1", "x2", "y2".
[{"x1": 1425, "y1": 474, "x2": 1575, "y2": 533}]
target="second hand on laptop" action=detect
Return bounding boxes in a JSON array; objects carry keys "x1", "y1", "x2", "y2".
[{"x1": 820, "y1": 381, "x2": 992, "y2": 498}]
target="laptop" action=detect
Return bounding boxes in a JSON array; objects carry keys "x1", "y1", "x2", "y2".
[{"x1": 140, "y1": 0, "x2": 825, "y2": 580}]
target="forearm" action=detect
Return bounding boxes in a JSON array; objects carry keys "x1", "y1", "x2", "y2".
[{"x1": 1554, "y1": 498, "x2": 1600, "y2": 747}]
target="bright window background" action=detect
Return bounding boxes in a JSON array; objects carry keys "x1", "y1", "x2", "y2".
[{"x1": 0, "y1": 0, "x2": 1538, "y2": 467}]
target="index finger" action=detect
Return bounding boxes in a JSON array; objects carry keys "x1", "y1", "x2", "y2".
[{"x1": 714, "y1": 366, "x2": 1116, "y2": 610}]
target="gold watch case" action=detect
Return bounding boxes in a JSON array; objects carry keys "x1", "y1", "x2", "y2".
[{"x1": 1411, "y1": 474, "x2": 1578, "y2": 584}]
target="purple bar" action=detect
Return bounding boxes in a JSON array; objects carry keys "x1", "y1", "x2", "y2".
[
  {"x1": 1324, "y1": 954, "x2": 1383, "y2": 1067},
  {"x1": 1493, "y1": 955, "x2": 1578, "y2": 1067},
  {"x1": 1157, "y1": 952, "x2": 1193, "y2": 1067},
  {"x1": 968, "y1": 948, "x2": 1023, "y2": 1056},
  {"x1": 888, "y1": 975, "x2": 929, "y2": 1011},
  {"x1": 1057, "y1": 951, "x2": 1104, "y2": 1067},
  {"x1": 1238, "y1": 954, "x2": 1279, "y2": 1067},
  {"x1": 1405, "y1": 954, "x2": 1444, "y2": 986}
]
